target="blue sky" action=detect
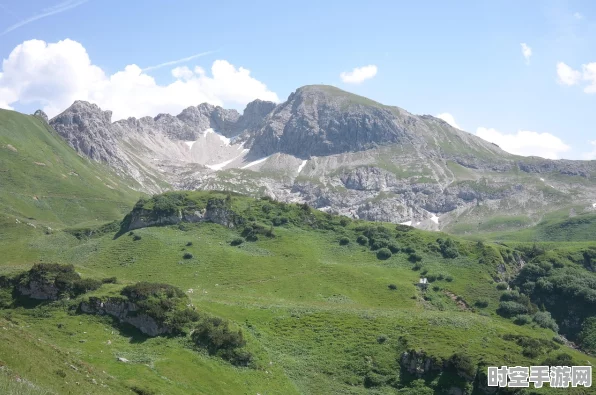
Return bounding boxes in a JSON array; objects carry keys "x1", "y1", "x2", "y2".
[{"x1": 0, "y1": 0, "x2": 595, "y2": 159}]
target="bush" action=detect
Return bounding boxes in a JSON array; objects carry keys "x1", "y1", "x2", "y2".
[
  {"x1": 447, "y1": 352, "x2": 476, "y2": 379},
  {"x1": 272, "y1": 217, "x2": 288, "y2": 226},
  {"x1": 513, "y1": 314, "x2": 532, "y2": 325},
  {"x1": 474, "y1": 298, "x2": 489, "y2": 308},
  {"x1": 72, "y1": 278, "x2": 102, "y2": 296},
  {"x1": 191, "y1": 315, "x2": 252, "y2": 366},
  {"x1": 230, "y1": 237, "x2": 244, "y2": 246},
  {"x1": 356, "y1": 235, "x2": 369, "y2": 245},
  {"x1": 133, "y1": 235, "x2": 142, "y2": 241},
  {"x1": 186, "y1": 241, "x2": 193, "y2": 246},
  {"x1": 183, "y1": 252, "x2": 193, "y2": 259},
  {"x1": 408, "y1": 253, "x2": 422, "y2": 263},
  {"x1": 412, "y1": 262, "x2": 423, "y2": 271},
  {"x1": 445, "y1": 275, "x2": 453, "y2": 282},
  {"x1": 371, "y1": 239, "x2": 389, "y2": 250},
  {"x1": 102, "y1": 277, "x2": 118, "y2": 284},
  {"x1": 533, "y1": 311, "x2": 559, "y2": 332},
  {"x1": 376, "y1": 248, "x2": 392, "y2": 260},
  {"x1": 339, "y1": 237, "x2": 350, "y2": 246},
  {"x1": 387, "y1": 242, "x2": 400, "y2": 253},
  {"x1": 579, "y1": 317, "x2": 596, "y2": 354},
  {"x1": 426, "y1": 274, "x2": 437, "y2": 283},
  {"x1": 437, "y1": 238, "x2": 459, "y2": 259},
  {"x1": 388, "y1": 284, "x2": 397, "y2": 290},
  {"x1": 496, "y1": 282, "x2": 508, "y2": 290},
  {"x1": 497, "y1": 301, "x2": 529, "y2": 317}
]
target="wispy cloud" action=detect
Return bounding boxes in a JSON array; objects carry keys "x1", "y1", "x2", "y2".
[
  {"x1": 520, "y1": 43, "x2": 532, "y2": 64},
  {"x1": 142, "y1": 50, "x2": 218, "y2": 72},
  {"x1": 0, "y1": 0, "x2": 89, "y2": 36}
]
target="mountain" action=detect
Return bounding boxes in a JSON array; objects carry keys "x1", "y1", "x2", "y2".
[
  {"x1": 47, "y1": 85, "x2": 596, "y2": 235},
  {"x1": 0, "y1": 108, "x2": 140, "y2": 229}
]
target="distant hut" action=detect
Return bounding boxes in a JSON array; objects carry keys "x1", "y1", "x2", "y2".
[{"x1": 417, "y1": 278, "x2": 428, "y2": 290}]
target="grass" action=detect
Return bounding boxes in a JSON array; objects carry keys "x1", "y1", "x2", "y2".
[
  {"x1": 0, "y1": 192, "x2": 595, "y2": 393},
  {"x1": 0, "y1": 109, "x2": 141, "y2": 228}
]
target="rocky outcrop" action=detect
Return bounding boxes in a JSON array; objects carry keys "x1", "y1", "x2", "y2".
[
  {"x1": 17, "y1": 280, "x2": 59, "y2": 300},
  {"x1": 126, "y1": 204, "x2": 238, "y2": 231},
  {"x1": 79, "y1": 297, "x2": 170, "y2": 336},
  {"x1": 399, "y1": 350, "x2": 444, "y2": 377}
]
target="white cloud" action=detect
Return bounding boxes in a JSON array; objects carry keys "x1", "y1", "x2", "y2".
[
  {"x1": 520, "y1": 43, "x2": 532, "y2": 64},
  {"x1": 581, "y1": 140, "x2": 596, "y2": 159},
  {"x1": 476, "y1": 127, "x2": 570, "y2": 159},
  {"x1": 581, "y1": 62, "x2": 596, "y2": 93},
  {"x1": 0, "y1": 39, "x2": 279, "y2": 120},
  {"x1": 574, "y1": 12, "x2": 583, "y2": 20},
  {"x1": 556, "y1": 62, "x2": 582, "y2": 85},
  {"x1": 1, "y1": 0, "x2": 89, "y2": 36},
  {"x1": 340, "y1": 65, "x2": 378, "y2": 84},
  {"x1": 436, "y1": 112, "x2": 460, "y2": 129}
]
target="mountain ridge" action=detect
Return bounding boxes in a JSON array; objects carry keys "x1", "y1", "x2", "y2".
[{"x1": 41, "y1": 84, "x2": 596, "y2": 233}]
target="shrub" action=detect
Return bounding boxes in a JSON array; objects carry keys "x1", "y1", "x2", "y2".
[
  {"x1": 376, "y1": 248, "x2": 392, "y2": 260},
  {"x1": 408, "y1": 253, "x2": 423, "y2": 263},
  {"x1": 230, "y1": 237, "x2": 244, "y2": 246},
  {"x1": 191, "y1": 315, "x2": 252, "y2": 365},
  {"x1": 339, "y1": 237, "x2": 350, "y2": 246},
  {"x1": 377, "y1": 334, "x2": 388, "y2": 343},
  {"x1": 272, "y1": 217, "x2": 288, "y2": 226},
  {"x1": 371, "y1": 239, "x2": 389, "y2": 250},
  {"x1": 55, "y1": 369, "x2": 66, "y2": 378},
  {"x1": 388, "y1": 284, "x2": 397, "y2": 290},
  {"x1": 420, "y1": 269, "x2": 428, "y2": 275},
  {"x1": 102, "y1": 277, "x2": 118, "y2": 284},
  {"x1": 387, "y1": 242, "x2": 400, "y2": 253},
  {"x1": 513, "y1": 314, "x2": 532, "y2": 325},
  {"x1": 426, "y1": 274, "x2": 437, "y2": 283},
  {"x1": 497, "y1": 301, "x2": 529, "y2": 317},
  {"x1": 533, "y1": 311, "x2": 559, "y2": 333},
  {"x1": 186, "y1": 241, "x2": 193, "y2": 246},
  {"x1": 437, "y1": 238, "x2": 459, "y2": 259},
  {"x1": 579, "y1": 317, "x2": 596, "y2": 354},
  {"x1": 72, "y1": 278, "x2": 102, "y2": 295},
  {"x1": 542, "y1": 353, "x2": 573, "y2": 367},
  {"x1": 447, "y1": 352, "x2": 476, "y2": 379},
  {"x1": 445, "y1": 275, "x2": 453, "y2": 282},
  {"x1": 496, "y1": 282, "x2": 508, "y2": 290},
  {"x1": 412, "y1": 262, "x2": 423, "y2": 271},
  {"x1": 339, "y1": 217, "x2": 350, "y2": 227},
  {"x1": 356, "y1": 235, "x2": 369, "y2": 245},
  {"x1": 183, "y1": 252, "x2": 193, "y2": 259},
  {"x1": 474, "y1": 298, "x2": 489, "y2": 308},
  {"x1": 133, "y1": 235, "x2": 142, "y2": 241}
]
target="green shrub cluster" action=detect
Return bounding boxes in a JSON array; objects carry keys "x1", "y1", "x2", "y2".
[
  {"x1": 120, "y1": 282, "x2": 197, "y2": 333},
  {"x1": 191, "y1": 315, "x2": 253, "y2": 366},
  {"x1": 18, "y1": 263, "x2": 102, "y2": 299},
  {"x1": 436, "y1": 238, "x2": 459, "y2": 259}
]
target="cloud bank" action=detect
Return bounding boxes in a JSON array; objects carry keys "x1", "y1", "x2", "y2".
[
  {"x1": 476, "y1": 127, "x2": 570, "y2": 159},
  {"x1": 0, "y1": 39, "x2": 279, "y2": 120}
]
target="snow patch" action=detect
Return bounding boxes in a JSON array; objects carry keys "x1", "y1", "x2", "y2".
[
  {"x1": 540, "y1": 178, "x2": 545, "y2": 181},
  {"x1": 430, "y1": 214, "x2": 439, "y2": 224},
  {"x1": 592, "y1": 203, "x2": 596, "y2": 208},
  {"x1": 205, "y1": 158, "x2": 237, "y2": 171},
  {"x1": 185, "y1": 141, "x2": 197, "y2": 150},
  {"x1": 400, "y1": 221, "x2": 412, "y2": 226},
  {"x1": 297, "y1": 160, "x2": 307, "y2": 174},
  {"x1": 241, "y1": 156, "x2": 271, "y2": 169},
  {"x1": 204, "y1": 128, "x2": 231, "y2": 146}
]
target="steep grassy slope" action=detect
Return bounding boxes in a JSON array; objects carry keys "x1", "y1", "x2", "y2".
[
  {"x1": 0, "y1": 109, "x2": 141, "y2": 228},
  {"x1": 0, "y1": 191, "x2": 595, "y2": 394}
]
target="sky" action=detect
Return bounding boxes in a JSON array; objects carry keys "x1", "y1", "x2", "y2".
[{"x1": 0, "y1": 0, "x2": 595, "y2": 160}]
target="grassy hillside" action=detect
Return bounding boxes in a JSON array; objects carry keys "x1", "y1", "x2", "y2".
[
  {"x1": 0, "y1": 109, "x2": 141, "y2": 228},
  {"x1": 0, "y1": 191, "x2": 595, "y2": 394}
]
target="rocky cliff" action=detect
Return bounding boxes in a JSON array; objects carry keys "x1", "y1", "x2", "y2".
[
  {"x1": 46, "y1": 85, "x2": 596, "y2": 234},
  {"x1": 79, "y1": 297, "x2": 171, "y2": 336}
]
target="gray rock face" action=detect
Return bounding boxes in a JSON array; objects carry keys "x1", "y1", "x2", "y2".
[
  {"x1": 79, "y1": 298, "x2": 170, "y2": 336},
  {"x1": 17, "y1": 280, "x2": 59, "y2": 300},
  {"x1": 127, "y1": 205, "x2": 238, "y2": 231},
  {"x1": 47, "y1": 85, "x2": 596, "y2": 233}
]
